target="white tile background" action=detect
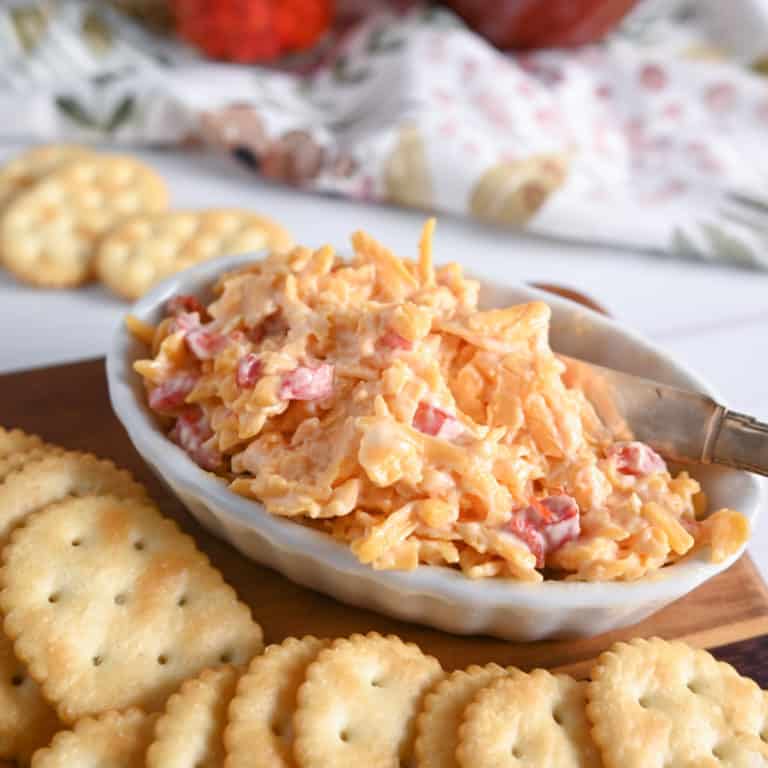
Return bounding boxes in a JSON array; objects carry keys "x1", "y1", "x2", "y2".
[{"x1": 1, "y1": 143, "x2": 765, "y2": 579}]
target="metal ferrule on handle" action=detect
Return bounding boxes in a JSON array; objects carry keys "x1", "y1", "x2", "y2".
[{"x1": 710, "y1": 411, "x2": 768, "y2": 477}]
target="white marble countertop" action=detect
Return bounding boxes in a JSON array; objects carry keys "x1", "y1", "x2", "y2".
[{"x1": 1, "y1": 142, "x2": 766, "y2": 581}]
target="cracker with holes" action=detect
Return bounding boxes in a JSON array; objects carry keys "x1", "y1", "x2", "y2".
[
  {"x1": 0, "y1": 144, "x2": 91, "y2": 212},
  {"x1": 0, "y1": 495, "x2": 263, "y2": 723},
  {"x1": 587, "y1": 638, "x2": 768, "y2": 768},
  {"x1": 0, "y1": 451, "x2": 147, "y2": 545},
  {"x1": 0, "y1": 434, "x2": 69, "y2": 764},
  {"x1": 226, "y1": 636, "x2": 329, "y2": 768},
  {"x1": 147, "y1": 665, "x2": 239, "y2": 768},
  {"x1": 97, "y1": 209, "x2": 293, "y2": 300},
  {"x1": 0, "y1": 154, "x2": 167, "y2": 287},
  {"x1": 414, "y1": 663, "x2": 507, "y2": 768},
  {"x1": 457, "y1": 669, "x2": 601, "y2": 768},
  {"x1": 293, "y1": 633, "x2": 443, "y2": 768},
  {"x1": 31, "y1": 709, "x2": 157, "y2": 768},
  {"x1": 0, "y1": 632, "x2": 62, "y2": 765},
  {"x1": 0, "y1": 450, "x2": 146, "y2": 753}
]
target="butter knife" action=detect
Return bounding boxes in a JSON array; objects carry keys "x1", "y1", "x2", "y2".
[{"x1": 560, "y1": 356, "x2": 768, "y2": 477}]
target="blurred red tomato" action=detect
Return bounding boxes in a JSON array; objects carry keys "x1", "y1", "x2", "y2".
[
  {"x1": 442, "y1": 0, "x2": 640, "y2": 48},
  {"x1": 172, "y1": 0, "x2": 332, "y2": 63}
]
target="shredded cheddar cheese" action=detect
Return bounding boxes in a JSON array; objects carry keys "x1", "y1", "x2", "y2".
[{"x1": 132, "y1": 221, "x2": 749, "y2": 580}]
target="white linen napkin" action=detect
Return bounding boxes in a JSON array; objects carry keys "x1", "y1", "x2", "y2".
[{"x1": 1, "y1": 0, "x2": 767, "y2": 267}]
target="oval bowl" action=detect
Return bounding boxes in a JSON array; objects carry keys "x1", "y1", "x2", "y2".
[{"x1": 106, "y1": 253, "x2": 763, "y2": 641}]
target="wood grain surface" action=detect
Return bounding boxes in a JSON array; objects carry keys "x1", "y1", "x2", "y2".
[{"x1": 0, "y1": 357, "x2": 766, "y2": 684}]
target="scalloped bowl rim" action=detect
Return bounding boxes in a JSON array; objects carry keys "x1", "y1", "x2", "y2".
[{"x1": 106, "y1": 252, "x2": 763, "y2": 611}]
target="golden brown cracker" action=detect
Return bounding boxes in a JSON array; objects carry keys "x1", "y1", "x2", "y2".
[
  {"x1": 97, "y1": 209, "x2": 293, "y2": 300},
  {"x1": 0, "y1": 427, "x2": 44, "y2": 460},
  {"x1": 293, "y1": 633, "x2": 443, "y2": 768},
  {"x1": 0, "y1": 145, "x2": 90, "y2": 212},
  {"x1": 0, "y1": 433, "x2": 67, "y2": 764},
  {"x1": 225, "y1": 636, "x2": 329, "y2": 768},
  {"x1": 0, "y1": 451, "x2": 147, "y2": 546},
  {"x1": 414, "y1": 663, "x2": 507, "y2": 768},
  {"x1": 1, "y1": 154, "x2": 167, "y2": 287},
  {"x1": 0, "y1": 633, "x2": 61, "y2": 765},
  {"x1": 587, "y1": 638, "x2": 768, "y2": 768},
  {"x1": 30, "y1": 708, "x2": 157, "y2": 768},
  {"x1": 0, "y1": 446, "x2": 62, "y2": 484},
  {"x1": 1, "y1": 494, "x2": 263, "y2": 723},
  {"x1": 147, "y1": 665, "x2": 239, "y2": 768},
  {"x1": 457, "y1": 669, "x2": 601, "y2": 768}
]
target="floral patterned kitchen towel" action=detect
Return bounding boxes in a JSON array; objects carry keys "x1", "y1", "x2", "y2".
[{"x1": 1, "y1": 0, "x2": 768, "y2": 267}]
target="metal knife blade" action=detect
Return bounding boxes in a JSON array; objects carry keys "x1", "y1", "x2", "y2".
[{"x1": 560, "y1": 355, "x2": 768, "y2": 476}]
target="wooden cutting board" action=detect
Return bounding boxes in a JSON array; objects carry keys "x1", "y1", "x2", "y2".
[{"x1": 1, "y1": 357, "x2": 767, "y2": 684}]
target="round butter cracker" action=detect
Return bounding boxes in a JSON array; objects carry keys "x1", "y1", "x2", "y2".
[
  {"x1": 0, "y1": 451, "x2": 147, "y2": 546},
  {"x1": 0, "y1": 446, "x2": 63, "y2": 484},
  {"x1": 0, "y1": 433, "x2": 67, "y2": 764},
  {"x1": 0, "y1": 633, "x2": 61, "y2": 766},
  {"x1": 147, "y1": 665, "x2": 239, "y2": 768},
  {"x1": 0, "y1": 144, "x2": 90, "y2": 212},
  {"x1": 1, "y1": 154, "x2": 167, "y2": 287},
  {"x1": 31, "y1": 709, "x2": 157, "y2": 768},
  {"x1": 457, "y1": 669, "x2": 601, "y2": 768},
  {"x1": 293, "y1": 633, "x2": 443, "y2": 768},
  {"x1": 97, "y1": 209, "x2": 293, "y2": 300},
  {"x1": 0, "y1": 427, "x2": 45, "y2": 461},
  {"x1": 226, "y1": 635, "x2": 329, "y2": 768},
  {"x1": 414, "y1": 663, "x2": 507, "y2": 768},
  {"x1": 587, "y1": 638, "x2": 768, "y2": 768},
  {"x1": 1, "y1": 494, "x2": 263, "y2": 723}
]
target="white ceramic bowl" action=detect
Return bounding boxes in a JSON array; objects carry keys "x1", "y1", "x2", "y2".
[{"x1": 106, "y1": 253, "x2": 763, "y2": 641}]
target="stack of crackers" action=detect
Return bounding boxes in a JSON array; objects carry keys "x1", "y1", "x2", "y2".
[
  {"x1": 0, "y1": 426, "x2": 766, "y2": 767},
  {"x1": 0, "y1": 145, "x2": 292, "y2": 299}
]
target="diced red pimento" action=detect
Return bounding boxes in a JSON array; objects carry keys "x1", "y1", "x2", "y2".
[
  {"x1": 507, "y1": 513, "x2": 546, "y2": 566},
  {"x1": 236, "y1": 354, "x2": 263, "y2": 388},
  {"x1": 185, "y1": 327, "x2": 227, "y2": 360},
  {"x1": 168, "y1": 311, "x2": 226, "y2": 361},
  {"x1": 148, "y1": 373, "x2": 199, "y2": 413},
  {"x1": 609, "y1": 441, "x2": 667, "y2": 476},
  {"x1": 279, "y1": 363, "x2": 334, "y2": 401},
  {"x1": 506, "y1": 494, "x2": 580, "y2": 567},
  {"x1": 168, "y1": 310, "x2": 228, "y2": 361},
  {"x1": 534, "y1": 495, "x2": 581, "y2": 552},
  {"x1": 167, "y1": 294, "x2": 205, "y2": 316},
  {"x1": 380, "y1": 330, "x2": 413, "y2": 351},
  {"x1": 169, "y1": 406, "x2": 222, "y2": 470},
  {"x1": 413, "y1": 402, "x2": 463, "y2": 440}
]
